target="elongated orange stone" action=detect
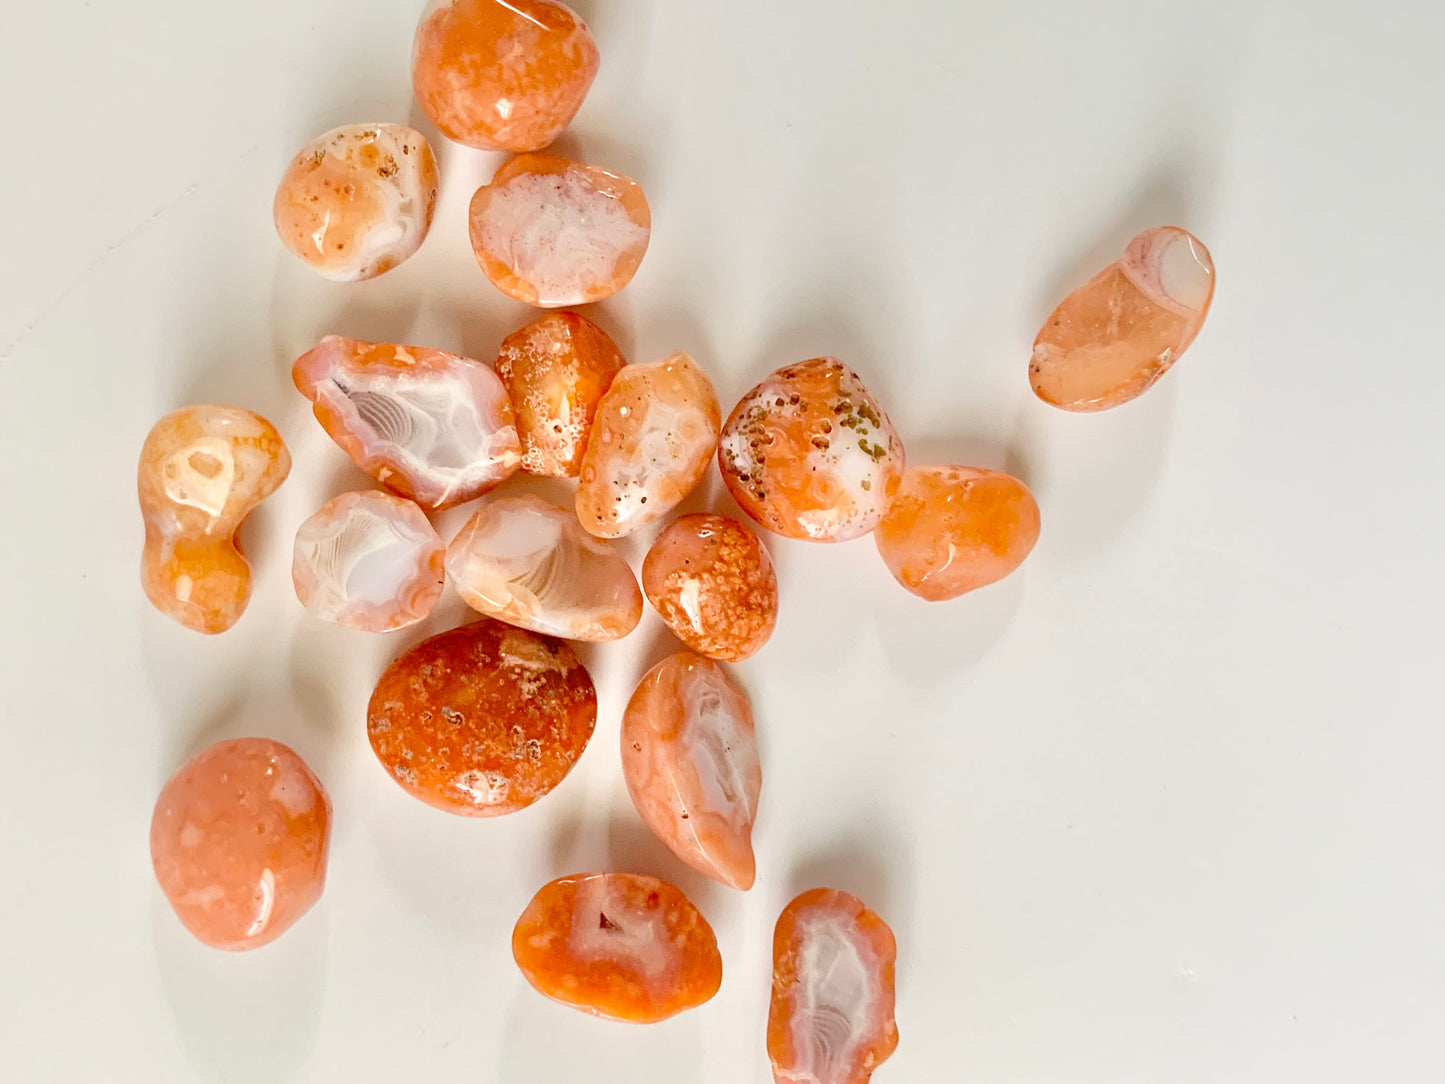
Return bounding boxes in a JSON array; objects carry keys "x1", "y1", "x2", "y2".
[
  {"x1": 874, "y1": 466, "x2": 1040, "y2": 601},
  {"x1": 768, "y1": 889, "x2": 899, "y2": 1084},
  {"x1": 512, "y1": 872, "x2": 723, "y2": 1022},
  {"x1": 1031, "y1": 226, "x2": 1215, "y2": 411},
  {"x1": 621, "y1": 652, "x2": 761, "y2": 889}
]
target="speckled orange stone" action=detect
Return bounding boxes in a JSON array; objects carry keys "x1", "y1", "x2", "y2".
[
  {"x1": 512, "y1": 872, "x2": 722, "y2": 1022},
  {"x1": 411, "y1": 0, "x2": 599, "y2": 153},
  {"x1": 874, "y1": 466, "x2": 1041, "y2": 601},
  {"x1": 367, "y1": 620, "x2": 597, "y2": 816},
  {"x1": 150, "y1": 738, "x2": 331, "y2": 951},
  {"x1": 642, "y1": 514, "x2": 778, "y2": 661},
  {"x1": 495, "y1": 312, "x2": 626, "y2": 477}
]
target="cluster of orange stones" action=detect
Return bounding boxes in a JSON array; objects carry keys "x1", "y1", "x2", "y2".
[{"x1": 141, "y1": 2, "x2": 1216, "y2": 1080}]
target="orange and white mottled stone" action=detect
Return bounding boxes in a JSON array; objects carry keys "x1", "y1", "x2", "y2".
[
  {"x1": 446, "y1": 494, "x2": 642, "y2": 641},
  {"x1": 293, "y1": 335, "x2": 521, "y2": 511},
  {"x1": 1031, "y1": 226, "x2": 1215, "y2": 411},
  {"x1": 875, "y1": 466, "x2": 1040, "y2": 602},
  {"x1": 292, "y1": 490, "x2": 445, "y2": 631},
  {"x1": 273, "y1": 124, "x2": 438, "y2": 282},
  {"x1": 768, "y1": 889, "x2": 899, "y2": 1084},
  {"x1": 512, "y1": 872, "x2": 723, "y2": 1022},
  {"x1": 495, "y1": 311, "x2": 626, "y2": 477},
  {"x1": 138, "y1": 405, "x2": 291, "y2": 634},
  {"x1": 720, "y1": 358, "x2": 904, "y2": 543},
  {"x1": 412, "y1": 0, "x2": 598, "y2": 153},
  {"x1": 621, "y1": 653, "x2": 761, "y2": 890},
  {"x1": 468, "y1": 154, "x2": 651, "y2": 307},
  {"x1": 576, "y1": 353, "x2": 720, "y2": 538},
  {"x1": 642, "y1": 514, "x2": 778, "y2": 661},
  {"x1": 151, "y1": 738, "x2": 331, "y2": 951}
]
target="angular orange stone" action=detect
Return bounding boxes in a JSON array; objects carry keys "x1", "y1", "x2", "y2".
[
  {"x1": 768, "y1": 889, "x2": 899, "y2": 1084},
  {"x1": 720, "y1": 358, "x2": 905, "y2": 543},
  {"x1": 446, "y1": 494, "x2": 643, "y2": 641},
  {"x1": 495, "y1": 311, "x2": 627, "y2": 477},
  {"x1": 874, "y1": 465, "x2": 1041, "y2": 601},
  {"x1": 273, "y1": 124, "x2": 438, "y2": 282},
  {"x1": 293, "y1": 335, "x2": 521, "y2": 511},
  {"x1": 1031, "y1": 226, "x2": 1215, "y2": 411},
  {"x1": 642, "y1": 514, "x2": 778, "y2": 661},
  {"x1": 621, "y1": 652, "x2": 761, "y2": 889},
  {"x1": 575, "y1": 352, "x2": 721, "y2": 538},
  {"x1": 367, "y1": 620, "x2": 597, "y2": 816},
  {"x1": 138, "y1": 405, "x2": 291, "y2": 634},
  {"x1": 412, "y1": 0, "x2": 599, "y2": 153},
  {"x1": 468, "y1": 154, "x2": 651, "y2": 308},
  {"x1": 512, "y1": 872, "x2": 723, "y2": 1022},
  {"x1": 150, "y1": 738, "x2": 331, "y2": 951}
]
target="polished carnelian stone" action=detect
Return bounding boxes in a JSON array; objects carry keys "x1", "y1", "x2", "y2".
[{"x1": 512, "y1": 872, "x2": 722, "y2": 1022}]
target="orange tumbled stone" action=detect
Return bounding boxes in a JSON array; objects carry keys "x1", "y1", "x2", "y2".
[
  {"x1": 874, "y1": 465, "x2": 1040, "y2": 601},
  {"x1": 138, "y1": 405, "x2": 291, "y2": 634},
  {"x1": 512, "y1": 872, "x2": 723, "y2": 1022},
  {"x1": 412, "y1": 0, "x2": 599, "y2": 153},
  {"x1": 468, "y1": 154, "x2": 651, "y2": 307},
  {"x1": 768, "y1": 889, "x2": 899, "y2": 1084},
  {"x1": 642, "y1": 514, "x2": 778, "y2": 661},
  {"x1": 367, "y1": 619, "x2": 596, "y2": 816},
  {"x1": 720, "y1": 358, "x2": 904, "y2": 543},
  {"x1": 576, "y1": 352, "x2": 720, "y2": 538},
  {"x1": 1031, "y1": 226, "x2": 1215, "y2": 411},
  {"x1": 621, "y1": 653, "x2": 761, "y2": 889},
  {"x1": 150, "y1": 738, "x2": 331, "y2": 951},
  {"x1": 495, "y1": 311, "x2": 626, "y2": 477}
]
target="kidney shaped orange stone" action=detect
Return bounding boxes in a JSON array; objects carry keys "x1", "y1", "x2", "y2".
[
  {"x1": 367, "y1": 619, "x2": 597, "y2": 816},
  {"x1": 513, "y1": 872, "x2": 722, "y2": 1022},
  {"x1": 769, "y1": 889, "x2": 899, "y2": 1084}
]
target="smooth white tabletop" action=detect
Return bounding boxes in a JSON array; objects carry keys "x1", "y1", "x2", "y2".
[{"x1": 1, "y1": 1, "x2": 1442, "y2": 1081}]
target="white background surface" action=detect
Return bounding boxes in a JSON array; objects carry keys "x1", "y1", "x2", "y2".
[{"x1": 1, "y1": 0, "x2": 1442, "y2": 1081}]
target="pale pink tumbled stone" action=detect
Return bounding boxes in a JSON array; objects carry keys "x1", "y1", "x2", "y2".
[
  {"x1": 292, "y1": 490, "x2": 445, "y2": 632},
  {"x1": 621, "y1": 652, "x2": 761, "y2": 890},
  {"x1": 446, "y1": 494, "x2": 642, "y2": 641},
  {"x1": 150, "y1": 738, "x2": 332, "y2": 951}
]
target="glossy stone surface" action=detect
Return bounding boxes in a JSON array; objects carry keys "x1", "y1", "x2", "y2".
[
  {"x1": 468, "y1": 154, "x2": 650, "y2": 307},
  {"x1": 292, "y1": 490, "x2": 445, "y2": 631},
  {"x1": 512, "y1": 873, "x2": 723, "y2": 1022},
  {"x1": 768, "y1": 889, "x2": 899, "y2": 1084},
  {"x1": 621, "y1": 653, "x2": 761, "y2": 889},
  {"x1": 412, "y1": 0, "x2": 598, "y2": 153},
  {"x1": 293, "y1": 335, "x2": 521, "y2": 511},
  {"x1": 273, "y1": 124, "x2": 437, "y2": 282},
  {"x1": 1031, "y1": 226, "x2": 1215, "y2": 411},
  {"x1": 576, "y1": 353, "x2": 720, "y2": 538},
  {"x1": 495, "y1": 311, "x2": 626, "y2": 477},
  {"x1": 446, "y1": 494, "x2": 642, "y2": 641},
  {"x1": 138, "y1": 405, "x2": 291, "y2": 634},
  {"x1": 150, "y1": 738, "x2": 331, "y2": 951},
  {"x1": 642, "y1": 514, "x2": 778, "y2": 661},
  {"x1": 720, "y1": 358, "x2": 904, "y2": 543},
  {"x1": 875, "y1": 466, "x2": 1040, "y2": 601},
  {"x1": 367, "y1": 620, "x2": 596, "y2": 816}
]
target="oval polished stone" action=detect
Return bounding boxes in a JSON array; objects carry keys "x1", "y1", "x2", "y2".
[
  {"x1": 768, "y1": 889, "x2": 899, "y2": 1084},
  {"x1": 367, "y1": 620, "x2": 597, "y2": 816},
  {"x1": 512, "y1": 872, "x2": 722, "y2": 1022},
  {"x1": 150, "y1": 738, "x2": 331, "y2": 951},
  {"x1": 719, "y1": 358, "x2": 904, "y2": 542},
  {"x1": 445, "y1": 494, "x2": 642, "y2": 641},
  {"x1": 641, "y1": 514, "x2": 778, "y2": 661},
  {"x1": 575, "y1": 352, "x2": 720, "y2": 538},
  {"x1": 621, "y1": 653, "x2": 761, "y2": 889},
  {"x1": 1030, "y1": 226, "x2": 1215, "y2": 411},
  {"x1": 874, "y1": 465, "x2": 1040, "y2": 601}
]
